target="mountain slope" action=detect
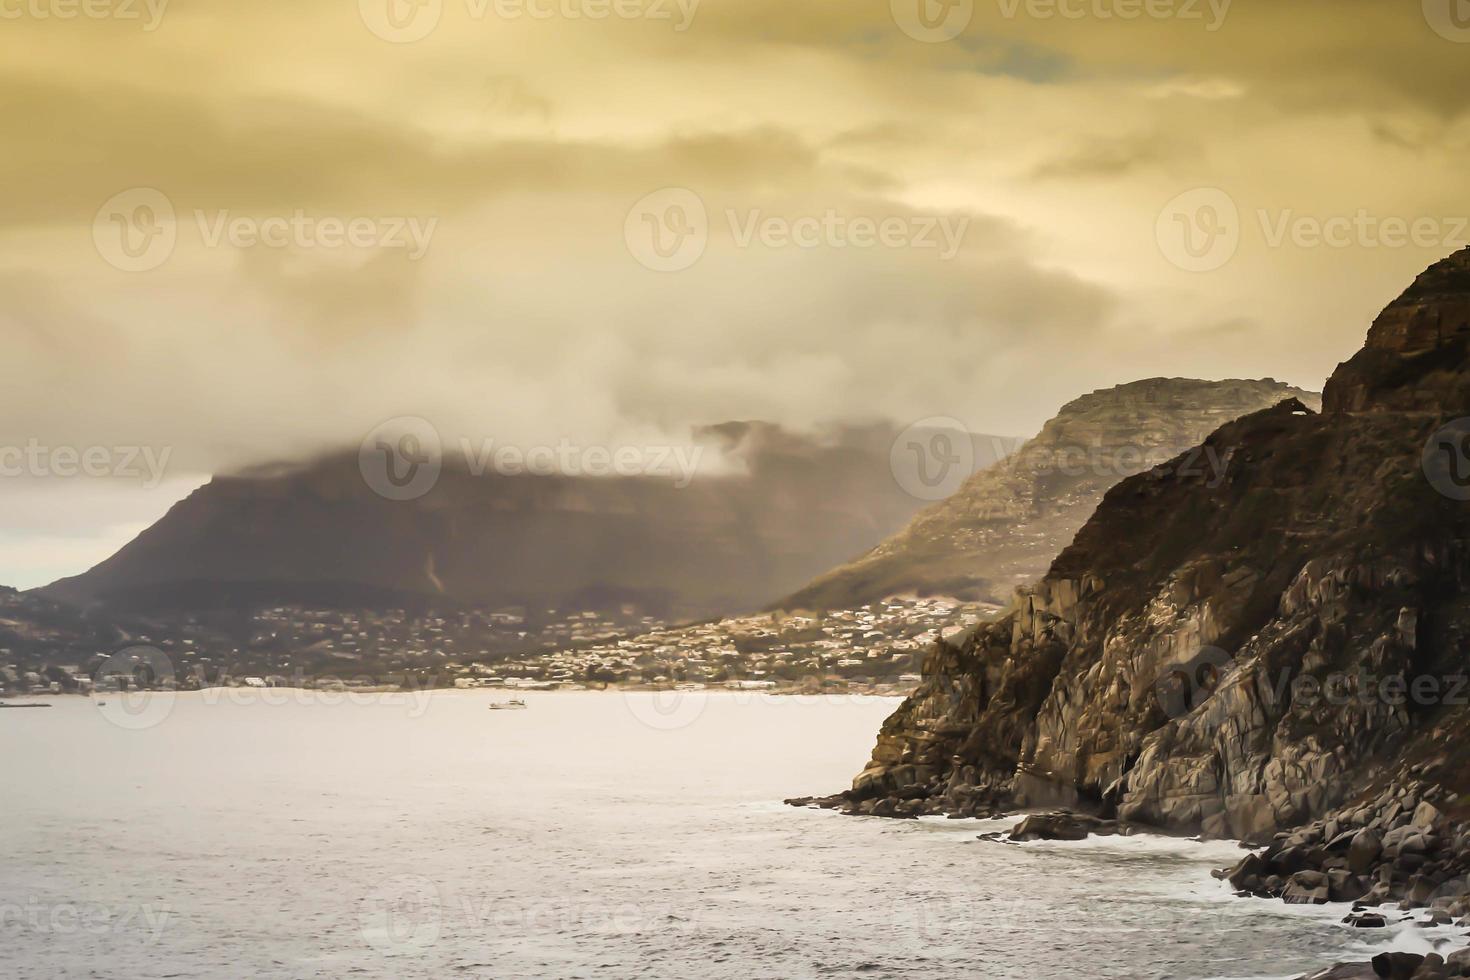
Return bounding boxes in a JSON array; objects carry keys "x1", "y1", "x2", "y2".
[
  {"x1": 41, "y1": 422, "x2": 1012, "y2": 621},
  {"x1": 827, "y1": 248, "x2": 1470, "y2": 847},
  {"x1": 778, "y1": 378, "x2": 1320, "y2": 611}
]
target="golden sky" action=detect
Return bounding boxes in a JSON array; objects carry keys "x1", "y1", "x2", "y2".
[{"x1": 3, "y1": 0, "x2": 1470, "y2": 583}]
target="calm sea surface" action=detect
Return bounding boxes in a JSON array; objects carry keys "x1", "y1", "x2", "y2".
[{"x1": 0, "y1": 691, "x2": 1439, "y2": 979}]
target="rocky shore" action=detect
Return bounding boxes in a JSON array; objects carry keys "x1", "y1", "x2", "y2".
[
  {"x1": 789, "y1": 248, "x2": 1470, "y2": 978},
  {"x1": 1233, "y1": 777, "x2": 1470, "y2": 978},
  {"x1": 1301, "y1": 952, "x2": 1470, "y2": 979},
  {"x1": 1219, "y1": 784, "x2": 1463, "y2": 908},
  {"x1": 784, "y1": 791, "x2": 1470, "y2": 978}
]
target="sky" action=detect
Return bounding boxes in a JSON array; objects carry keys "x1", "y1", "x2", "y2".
[{"x1": 3, "y1": 0, "x2": 1470, "y2": 587}]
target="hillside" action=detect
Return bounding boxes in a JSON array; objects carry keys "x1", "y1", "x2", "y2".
[{"x1": 778, "y1": 378, "x2": 1320, "y2": 611}]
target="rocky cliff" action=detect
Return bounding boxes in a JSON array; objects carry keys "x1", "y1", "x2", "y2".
[
  {"x1": 777, "y1": 378, "x2": 1319, "y2": 611},
  {"x1": 820, "y1": 248, "x2": 1470, "y2": 853}
]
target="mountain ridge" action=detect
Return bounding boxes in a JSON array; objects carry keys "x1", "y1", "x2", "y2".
[
  {"x1": 776, "y1": 377, "x2": 1321, "y2": 612},
  {"x1": 40, "y1": 422, "x2": 1012, "y2": 622}
]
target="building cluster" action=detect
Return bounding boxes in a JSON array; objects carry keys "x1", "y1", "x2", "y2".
[
  {"x1": 0, "y1": 594, "x2": 661, "y2": 693},
  {"x1": 1, "y1": 582, "x2": 995, "y2": 697},
  {"x1": 416, "y1": 597, "x2": 995, "y2": 694},
  {"x1": 233, "y1": 604, "x2": 659, "y2": 677}
]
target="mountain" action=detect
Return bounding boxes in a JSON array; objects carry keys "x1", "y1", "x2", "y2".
[
  {"x1": 41, "y1": 422, "x2": 1013, "y2": 621},
  {"x1": 818, "y1": 248, "x2": 1470, "y2": 879},
  {"x1": 777, "y1": 378, "x2": 1320, "y2": 611}
]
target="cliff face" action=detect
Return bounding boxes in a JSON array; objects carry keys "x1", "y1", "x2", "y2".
[
  {"x1": 778, "y1": 378, "x2": 1319, "y2": 611},
  {"x1": 43, "y1": 423, "x2": 1011, "y2": 621},
  {"x1": 839, "y1": 248, "x2": 1470, "y2": 842}
]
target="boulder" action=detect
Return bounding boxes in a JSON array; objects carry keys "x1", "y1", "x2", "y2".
[
  {"x1": 1329, "y1": 870, "x2": 1370, "y2": 903},
  {"x1": 1405, "y1": 875, "x2": 1436, "y2": 906},
  {"x1": 1343, "y1": 912, "x2": 1388, "y2": 928},
  {"x1": 1350, "y1": 829, "x2": 1384, "y2": 874},
  {"x1": 1284, "y1": 872, "x2": 1330, "y2": 905},
  {"x1": 1369, "y1": 951, "x2": 1423, "y2": 980},
  {"x1": 1271, "y1": 845, "x2": 1315, "y2": 875},
  {"x1": 1222, "y1": 852, "x2": 1269, "y2": 891},
  {"x1": 1409, "y1": 952, "x2": 1447, "y2": 979},
  {"x1": 1412, "y1": 801, "x2": 1443, "y2": 831},
  {"x1": 1009, "y1": 812, "x2": 1096, "y2": 842}
]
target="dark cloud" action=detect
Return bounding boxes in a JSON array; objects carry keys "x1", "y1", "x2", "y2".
[
  {"x1": 0, "y1": 0, "x2": 1464, "y2": 586},
  {"x1": 1031, "y1": 130, "x2": 1188, "y2": 179}
]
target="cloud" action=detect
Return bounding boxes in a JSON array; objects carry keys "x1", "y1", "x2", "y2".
[
  {"x1": 3, "y1": 0, "x2": 1470, "y2": 587},
  {"x1": 1030, "y1": 130, "x2": 1189, "y2": 179}
]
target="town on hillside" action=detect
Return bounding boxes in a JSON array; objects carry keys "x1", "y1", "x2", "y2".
[{"x1": 0, "y1": 586, "x2": 996, "y2": 697}]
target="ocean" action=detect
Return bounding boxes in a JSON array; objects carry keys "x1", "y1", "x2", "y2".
[{"x1": 0, "y1": 690, "x2": 1441, "y2": 978}]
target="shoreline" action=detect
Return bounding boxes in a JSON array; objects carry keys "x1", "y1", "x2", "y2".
[
  {"x1": 787, "y1": 797, "x2": 1470, "y2": 979},
  {"x1": 0, "y1": 687, "x2": 910, "y2": 702},
  {"x1": 792, "y1": 802, "x2": 1467, "y2": 979}
]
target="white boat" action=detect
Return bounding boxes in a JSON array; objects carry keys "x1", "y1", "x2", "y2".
[{"x1": 489, "y1": 698, "x2": 527, "y2": 711}]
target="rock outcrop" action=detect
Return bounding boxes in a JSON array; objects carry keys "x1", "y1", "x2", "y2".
[
  {"x1": 1218, "y1": 776, "x2": 1470, "y2": 908},
  {"x1": 778, "y1": 378, "x2": 1320, "y2": 611},
  {"x1": 812, "y1": 248, "x2": 1470, "y2": 848}
]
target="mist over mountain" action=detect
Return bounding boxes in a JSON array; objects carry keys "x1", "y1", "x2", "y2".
[{"x1": 39, "y1": 421, "x2": 1013, "y2": 621}]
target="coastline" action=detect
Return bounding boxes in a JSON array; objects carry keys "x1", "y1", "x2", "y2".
[
  {"x1": 823, "y1": 799, "x2": 1470, "y2": 975},
  {"x1": 790, "y1": 802, "x2": 1468, "y2": 980},
  {"x1": 1, "y1": 686, "x2": 913, "y2": 704},
  {"x1": 844, "y1": 804, "x2": 1470, "y2": 979}
]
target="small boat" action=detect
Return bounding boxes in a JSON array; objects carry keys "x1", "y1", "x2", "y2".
[{"x1": 489, "y1": 698, "x2": 528, "y2": 711}]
